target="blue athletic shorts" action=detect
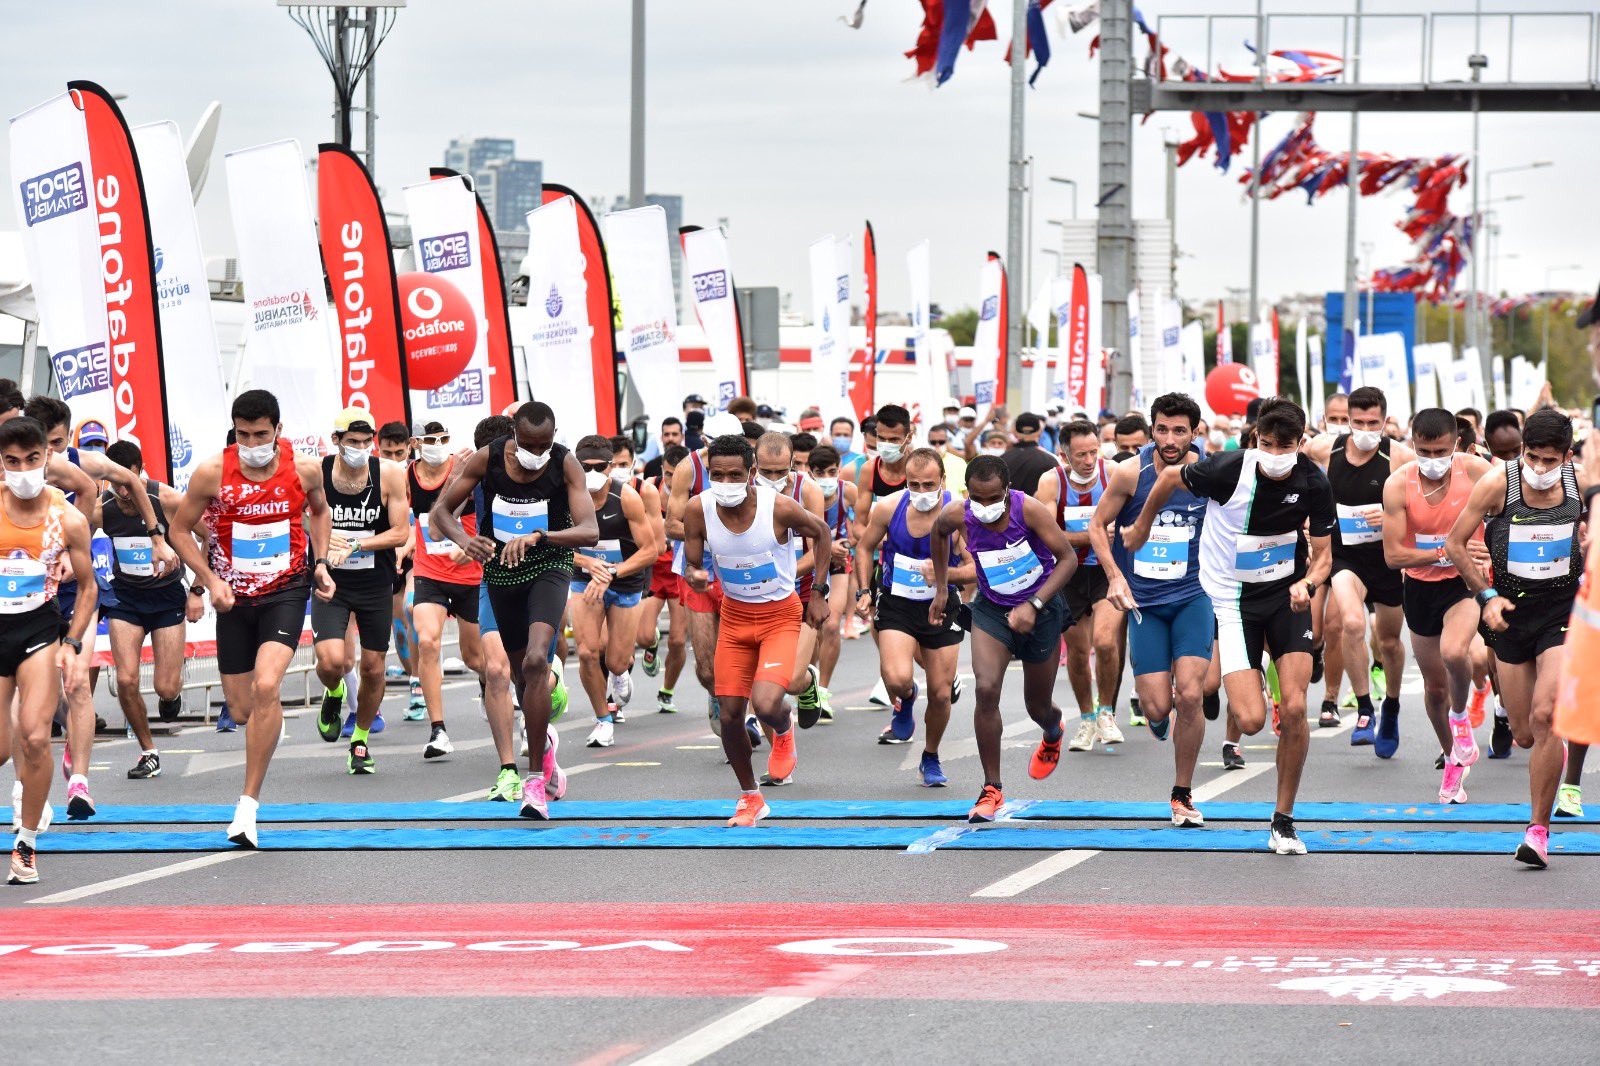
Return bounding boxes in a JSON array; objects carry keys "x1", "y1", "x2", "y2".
[
  {"x1": 1128, "y1": 593, "x2": 1215, "y2": 677},
  {"x1": 568, "y1": 582, "x2": 643, "y2": 610}
]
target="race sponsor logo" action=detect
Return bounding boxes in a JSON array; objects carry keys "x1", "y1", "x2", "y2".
[
  {"x1": 980, "y1": 295, "x2": 998, "y2": 321},
  {"x1": 51, "y1": 342, "x2": 110, "y2": 400},
  {"x1": 974, "y1": 380, "x2": 995, "y2": 405},
  {"x1": 626, "y1": 318, "x2": 675, "y2": 355},
  {"x1": 693, "y1": 269, "x2": 728, "y2": 303},
  {"x1": 250, "y1": 291, "x2": 319, "y2": 331},
  {"x1": 168, "y1": 423, "x2": 193, "y2": 487},
  {"x1": 544, "y1": 283, "x2": 563, "y2": 318},
  {"x1": 835, "y1": 274, "x2": 849, "y2": 303},
  {"x1": 717, "y1": 380, "x2": 736, "y2": 408},
  {"x1": 428, "y1": 368, "x2": 484, "y2": 409},
  {"x1": 19, "y1": 162, "x2": 89, "y2": 226},
  {"x1": 152, "y1": 246, "x2": 194, "y2": 310},
  {"x1": 419, "y1": 231, "x2": 471, "y2": 273}
]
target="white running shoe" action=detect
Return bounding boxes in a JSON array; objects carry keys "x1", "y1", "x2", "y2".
[
  {"x1": 1096, "y1": 711, "x2": 1125, "y2": 746},
  {"x1": 1068, "y1": 718, "x2": 1097, "y2": 752},
  {"x1": 424, "y1": 727, "x2": 453, "y2": 759},
  {"x1": 869, "y1": 678, "x2": 892, "y2": 707},
  {"x1": 1268, "y1": 819, "x2": 1307, "y2": 855},
  {"x1": 586, "y1": 719, "x2": 615, "y2": 748},
  {"x1": 609, "y1": 670, "x2": 634, "y2": 709},
  {"x1": 227, "y1": 802, "x2": 259, "y2": 849}
]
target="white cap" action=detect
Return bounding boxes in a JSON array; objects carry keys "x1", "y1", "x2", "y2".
[
  {"x1": 958, "y1": 406, "x2": 978, "y2": 419},
  {"x1": 1046, "y1": 401, "x2": 1065, "y2": 414},
  {"x1": 704, "y1": 412, "x2": 743, "y2": 438},
  {"x1": 943, "y1": 397, "x2": 961, "y2": 410}
]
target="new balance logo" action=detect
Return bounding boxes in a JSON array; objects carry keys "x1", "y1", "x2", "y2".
[{"x1": 1283, "y1": 494, "x2": 1300, "y2": 503}]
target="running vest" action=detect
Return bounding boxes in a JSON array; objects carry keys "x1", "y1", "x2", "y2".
[
  {"x1": 1111, "y1": 442, "x2": 1205, "y2": 608},
  {"x1": 700, "y1": 485, "x2": 795, "y2": 603},
  {"x1": 964, "y1": 489, "x2": 1054, "y2": 608},
  {"x1": 1053, "y1": 460, "x2": 1107, "y2": 567},
  {"x1": 481, "y1": 437, "x2": 573, "y2": 585},
  {"x1": 323, "y1": 455, "x2": 393, "y2": 591},
  {"x1": 575, "y1": 482, "x2": 644, "y2": 594},
  {"x1": 409, "y1": 457, "x2": 482, "y2": 586},
  {"x1": 1327, "y1": 434, "x2": 1391, "y2": 562},
  {"x1": 879, "y1": 490, "x2": 957, "y2": 602},
  {"x1": 823, "y1": 485, "x2": 849, "y2": 539},
  {"x1": 672, "y1": 452, "x2": 714, "y2": 580},
  {"x1": 0, "y1": 487, "x2": 69, "y2": 614},
  {"x1": 1484, "y1": 460, "x2": 1582, "y2": 601},
  {"x1": 99, "y1": 484, "x2": 178, "y2": 590},
  {"x1": 1401, "y1": 454, "x2": 1480, "y2": 582},
  {"x1": 59, "y1": 445, "x2": 114, "y2": 598},
  {"x1": 203, "y1": 439, "x2": 309, "y2": 600},
  {"x1": 868, "y1": 456, "x2": 907, "y2": 503}
]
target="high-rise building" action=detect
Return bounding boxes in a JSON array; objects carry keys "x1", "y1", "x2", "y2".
[{"x1": 441, "y1": 136, "x2": 542, "y2": 285}]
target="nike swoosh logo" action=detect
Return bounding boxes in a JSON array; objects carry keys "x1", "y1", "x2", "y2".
[
  {"x1": 25, "y1": 642, "x2": 49, "y2": 654},
  {"x1": 763, "y1": 662, "x2": 781, "y2": 669},
  {"x1": 277, "y1": 630, "x2": 292, "y2": 637},
  {"x1": 1509, "y1": 513, "x2": 1542, "y2": 523}
]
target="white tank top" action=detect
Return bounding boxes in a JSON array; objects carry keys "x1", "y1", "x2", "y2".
[{"x1": 700, "y1": 485, "x2": 795, "y2": 603}]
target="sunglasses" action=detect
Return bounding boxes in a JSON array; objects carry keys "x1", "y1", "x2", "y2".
[{"x1": 418, "y1": 434, "x2": 450, "y2": 446}]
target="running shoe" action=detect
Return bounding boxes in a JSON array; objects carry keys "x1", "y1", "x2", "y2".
[
  {"x1": 549, "y1": 668, "x2": 569, "y2": 722},
  {"x1": 967, "y1": 784, "x2": 1005, "y2": 823},
  {"x1": 215, "y1": 704, "x2": 237, "y2": 732},
  {"x1": 1068, "y1": 718, "x2": 1097, "y2": 752},
  {"x1": 1434, "y1": 752, "x2": 1447, "y2": 770},
  {"x1": 760, "y1": 769, "x2": 794, "y2": 786},
  {"x1": 519, "y1": 776, "x2": 550, "y2": 820},
  {"x1": 369, "y1": 712, "x2": 386, "y2": 736},
  {"x1": 65, "y1": 780, "x2": 95, "y2": 821},
  {"x1": 227, "y1": 802, "x2": 259, "y2": 849},
  {"x1": 869, "y1": 678, "x2": 892, "y2": 707},
  {"x1": 818, "y1": 686, "x2": 835, "y2": 722},
  {"x1": 423, "y1": 724, "x2": 453, "y2": 759},
  {"x1": 727, "y1": 791, "x2": 770, "y2": 827},
  {"x1": 1450, "y1": 716, "x2": 1480, "y2": 767},
  {"x1": 768, "y1": 728, "x2": 797, "y2": 782},
  {"x1": 340, "y1": 713, "x2": 356, "y2": 739},
  {"x1": 1310, "y1": 644, "x2": 1324, "y2": 685},
  {"x1": 877, "y1": 724, "x2": 912, "y2": 745},
  {"x1": 950, "y1": 676, "x2": 964, "y2": 707},
  {"x1": 545, "y1": 727, "x2": 567, "y2": 800},
  {"x1": 1555, "y1": 784, "x2": 1584, "y2": 819},
  {"x1": 385, "y1": 664, "x2": 405, "y2": 680},
  {"x1": 1489, "y1": 714, "x2": 1513, "y2": 759},
  {"x1": 1171, "y1": 794, "x2": 1205, "y2": 828},
  {"x1": 9, "y1": 783, "x2": 51, "y2": 834},
  {"x1": 708, "y1": 695, "x2": 722, "y2": 737},
  {"x1": 609, "y1": 670, "x2": 633, "y2": 709},
  {"x1": 1029, "y1": 729, "x2": 1063, "y2": 780},
  {"x1": 486, "y1": 767, "x2": 523, "y2": 802},
  {"x1": 1266, "y1": 660, "x2": 1281, "y2": 706},
  {"x1": 1467, "y1": 682, "x2": 1489, "y2": 729},
  {"x1": 317, "y1": 687, "x2": 345, "y2": 742},
  {"x1": 1318, "y1": 701, "x2": 1341, "y2": 728},
  {"x1": 612, "y1": 700, "x2": 628, "y2": 725},
  {"x1": 889, "y1": 682, "x2": 917, "y2": 742},
  {"x1": 7, "y1": 840, "x2": 37, "y2": 885},
  {"x1": 1350, "y1": 709, "x2": 1378, "y2": 746},
  {"x1": 745, "y1": 715, "x2": 763, "y2": 749},
  {"x1": 1222, "y1": 742, "x2": 1246, "y2": 771},
  {"x1": 347, "y1": 740, "x2": 375, "y2": 775},
  {"x1": 1095, "y1": 711, "x2": 1125, "y2": 747},
  {"x1": 1515, "y1": 824, "x2": 1550, "y2": 869},
  {"x1": 1374, "y1": 699, "x2": 1400, "y2": 759},
  {"x1": 1129, "y1": 707, "x2": 1148, "y2": 728},
  {"x1": 919, "y1": 752, "x2": 947, "y2": 788},
  {"x1": 1439, "y1": 760, "x2": 1469, "y2": 804},
  {"x1": 127, "y1": 752, "x2": 161, "y2": 780},
  {"x1": 1340, "y1": 690, "x2": 1357, "y2": 711},
  {"x1": 1268, "y1": 814, "x2": 1307, "y2": 855},
  {"x1": 404, "y1": 684, "x2": 426, "y2": 720},
  {"x1": 797, "y1": 665, "x2": 822, "y2": 730},
  {"x1": 1058, "y1": 638, "x2": 1070, "y2": 668},
  {"x1": 157, "y1": 696, "x2": 182, "y2": 723},
  {"x1": 642, "y1": 639, "x2": 660, "y2": 677},
  {"x1": 1148, "y1": 714, "x2": 1170, "y2": 742},
  {"x1": 586, "y1": 718, "x2": 615, "y2": 748}
]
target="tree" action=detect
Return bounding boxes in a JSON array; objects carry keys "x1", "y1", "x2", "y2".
[{"x1": 938, "y1": 307, "x2": 978, "y2": 347}]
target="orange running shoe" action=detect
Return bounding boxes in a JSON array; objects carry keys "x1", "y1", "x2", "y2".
[
  {"x1": 968, "y1": 784, "x2": 1005, "y2": 823},
  {"x1": 767, "y1": 728, "x2": 797, "y2": 782},
  {"x1": 727, "y1": 791, "x2": 770, "y2": 827},
  {"x1": 1467, "y1": 682, "x2": 1489, "y2": 729},
  {"x1": 1029, "y1": 730, "x2": 1063, "y2": 780},
  {"x1": 1272, "y1": 700, "x2": 1281, "y2": 737}
]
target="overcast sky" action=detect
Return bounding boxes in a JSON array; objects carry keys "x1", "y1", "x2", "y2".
[{"x1": 6, "y1": 0, "x2": 1598, "y2": 318}]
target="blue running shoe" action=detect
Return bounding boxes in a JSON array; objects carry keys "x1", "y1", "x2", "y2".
[
  {"x1": 369, "y1": 712, "x2": 386, "y2": 736},
  {"x1": 1148, "y1": 714, "x2": 1170, "y2": 742},
  {"x1": 1374, "y1": 698, "x2": 1400, "y2": 759},
  {"x1": 215, "y1": 703, "x2": 237, "y2": 733},
  {"x1": 745, "y1": 714, "x2": 763, "y2": 749},
  {"x1": 890, "y1": 682, "x2": 918, "y2": 742},
  {"x1": 340, "y1": 713, "x2": 356, "y2": 739},
  {"x1": 919, "y1": 751, "x2": 947, "y2": 788},
  {"x1": 1350, "y1": 708, "x2": 1378, "y2": 746}
]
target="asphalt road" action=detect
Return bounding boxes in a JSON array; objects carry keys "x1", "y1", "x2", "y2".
[{"x1": 4, "y1": 625, "x2": 1599, "y2": 1064}]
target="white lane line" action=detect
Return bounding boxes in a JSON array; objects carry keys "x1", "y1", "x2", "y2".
[
  {"x1": 437, "y1": 761, "x2": 608, "y2": 803},
  {"x1": 28, "y1": 851, "x2": 257, "y2": 905},
  {"x1": 971, "y1": 848, "x2": 1099, "y2": 898},
  {"x1": 628, "y1": 996, "x2": 814, "y2": 1066},
  {"x1": 1190, "y1": 761, "x2": 1271, "y2": 803}
]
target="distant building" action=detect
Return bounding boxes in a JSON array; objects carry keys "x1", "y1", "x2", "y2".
[
  {"x1": 441, "y1": 136, "x2": 542, "y2": 285},
  {"x1": 587, "y1": 193, "x2": 687, "y2": 320}
]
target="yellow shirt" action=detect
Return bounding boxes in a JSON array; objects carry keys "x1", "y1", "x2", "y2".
[{"x1": 940, "y1": 451, "x2": 968, "y2": 498}]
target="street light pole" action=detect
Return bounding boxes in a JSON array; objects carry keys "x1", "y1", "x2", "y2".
[
  {"x1": 1341, "y1": 0, "x2": 1363, "y2": 375},
  {"x1": 629, "y1": 0, "x2": 646, "y2": 208},
  {"x1": 1005, "y1": 0, "x2": 1028, "y2": 412}
]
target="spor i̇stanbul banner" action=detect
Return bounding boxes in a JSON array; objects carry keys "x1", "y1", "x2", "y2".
[
  {"x1": 601, "y1": 204, "x2": 682, "y2": 429},
  {"x1": 970, "y1": 253, "x2": 1005, "y2": 424},
  {"x1": 540, "y1": 184, "x2": 619, "y2": 438},
  {"x1": 680, "y1": 224, "x2": 748, "y2": 411}
]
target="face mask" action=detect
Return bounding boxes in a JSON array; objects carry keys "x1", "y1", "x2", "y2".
[
  {"x1": 969, "y1": 498, "x2": 1007, "y2": 524},
  {"x1": 1521, "y1": 459, "x2": 1561, "y2": 491},
  {"x1": 910, "y1": 489, "x2": 942, "y2": 512},
  {"x1": 1417, "y1": 454, "x2": 1452, "y2": 481},
  {"x1": 1351, "y1": 429, "x2": 1384, "y2": 452},
  {"x1": 5, "y1": 466, "x2": 45, "y2": 500},
  {"x1": 1067, "y1": 466, "x2": 1097, "y2": 486},
  {"x1": 710, "y1": 481, "x2": 748, "y2": 507},
  {"x1": 1208, "y1": 431, "x2": 1226, "y2": 450},
  {"x1": 1253, "y1": 448, "x2": 1298, "y2": 478},
  {"x1": 238, "y1": 441, "x2": 277, "y2": 468},
  {"x1": 610, "y1": 467, "x2": 630, "y2": 483},
  {"x1": 983, "y1": 446, "x2": 1005, "y2": 457},
  {"x1": 515, "y1": 446, "x2": 550, "y2": 472},
  {"x1": 339, "y1": 444, "x2": 370, "y2": 467},
  {"x1": 1045, "y1": 415, "x2": 1059, "y2": 427},
  {"x1": 877, "y1": 442, "x2": 903, "y2": 464},
  {"x1": 831, "y1": 436, "x2": 852, "y2": 453},
  {"x1": 756, "y1": 475, "x2": 787, "y2": 492},
  {"x1": 418, "y1": 443, "x2": 450, "y2": 466},
  {"x1": 815, "y1": 477, "x2": 839, "y2": 496},
  {"x1": 584, "y1": 470, "x2": 609, "y2": 492}
]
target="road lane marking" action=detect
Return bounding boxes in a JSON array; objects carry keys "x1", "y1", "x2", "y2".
[
  {"x1": 971, "y1": 849, "x2": 1099, "y2": 898},
  {"x1": 628, "y1": 996, "x2": 814, "y2": 1066},
  {"x1": 1191, "y1": 762, "x2": 1271, "y2": 803},
  {"x1": 28, "y1": 852, "x2": 257, "y2": 905}
]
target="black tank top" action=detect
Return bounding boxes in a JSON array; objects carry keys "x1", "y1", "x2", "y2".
[
  {"x1": 1327, "y1": 434, "x2": 1390, "y2": 563},
  {"x1": 322, "y1": 456, "x2": 393, "y2": 591},
  {"x1": 99, "y1": 484, "x2": 179, "y2": 590},
  {"x1": 1484, "y1": 460, "x2": 1582, "y2": 601},
  {"x1": 482, "y1": 437, "x2": 573, "y2": 585},
  {"x1": 574, "y1": 482, "x2": 644, "y2": 594},
  {"x1": 869, "y1": 456, "x2": 906, "y2": 501}
]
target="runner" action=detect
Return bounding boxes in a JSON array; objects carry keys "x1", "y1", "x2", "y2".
[
  {"x1": 853, "y1": 447, "x2": 974, "y2": 786},
  {"x1": 752, "y1": 432, "x2": 826, "y2": 750},
  {"x1": 808, "y1": 444, "x2": 856, "y2": 722},
  {"x1": 570, "y1": 435, "x2": 657, "y2": 748},
  {"x1": 1125, "y1": 398, "x2": 1335, "y2": 854},
  {"x1": 1037, "y1": 419, "x2": 1124, "y2": 751},
  {"x1": 167, "y1": 389, "x2": 335, "y2": 847},
  {"x1": 376, "y1": 420, "x2": 423, "y2": 719},
  {"x1": 309, "y1": 408, "x2": 410, "y2": 774},
  {"x1": 2, "y1": 417, "x2": 97, "y2": 884},
  {"x1": 852, "y1": 405, "x2": 913, "y2": 707},
  {"x1": 1090, "y1": 393, "x2": 1218, "y2": 827},
  {"x1": 608, "y1": 432, "x2": 662, "y2": 706},
  {"x1": 97, "y1": 441, "x2": 190, "y2": 781},
  {"x1": 1303, "y1": 387, "x2": 1412, "y2": 750},
  {"x1": 1447, "y1": 409, "x2": 1589, "y2": 868},
  {"x1": 638, "y1": 445, "x2": 689, "y2": 713},
  {"x1": 431, "y1": 401, "x2": 598, "y2": 820},
  {"x1": 680, "y1": 434, "x2": 832, "y2": 825},
  {"x1": 929, "y1": 455, "x2": 1077, "y2": 823}
]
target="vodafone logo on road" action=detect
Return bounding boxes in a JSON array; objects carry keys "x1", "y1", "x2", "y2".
[{"x1": 1, "y1": 936, "x2": 1002, "y2": 958}]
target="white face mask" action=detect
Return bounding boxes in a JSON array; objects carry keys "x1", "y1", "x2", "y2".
[
  {"x1": 610, "y1": 467, "x2": 630, "y2": 483},
  {"x1": 756, "y1": 474, "x2": 788, "y2": 492},
  {"x1": 5, "y1": 466, "x2": 46, "y2": 500},
  {"x1": 815, "y1": 477, "x2": 839, "y2": 497},
  {"x1": 339, "y1": 444, "x2": 370, "y2": 468},
  {"x1": 1067, "y1": 465, "x2": 1097, "y2": 486},
  {"x1": 1417, "y1": 454, "x2": 1452, "y2": 481},
  {"x1": 983, "y1": 446, "x2": 1006, "y2": 457},
  {"x1": 970, "y1": 498, "x2": 1007, "y2": 524},
  {"x1": 1253, "y1": 448, "x2": 1298, "y2": 478},
  {"x1": 910, "y1": 489, "x2": 942, "y2": 512},
  {"x1": 1208, "y1": 431, "x2": 1226, "y2": 450},
  {"x1": 584, "y1": 470, "x2": 609, "y2": 493},
  {"x1": 515, "y1": 446, "x2": 550, "y2": 472},
  {"x1": 710, "y1": 481, "x2": 748, "y2": 507},
  {"x1": 418, "y1": 443, "x2": 450, "y2": 466},
  {"x1": 1351, "y1": 429, "x2": 1384, "y2": 452},
  {"x1": 1521, "y1": 459, "x2": 1562, "y2": 491},
  {"x1": 238, "y1": 441, "x2": 277, "y2": 469},
  {"x1": 877, "y1": 442, "x2": 904, "y2": 464}
]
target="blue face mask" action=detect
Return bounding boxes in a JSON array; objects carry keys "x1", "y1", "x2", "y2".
[{"x1": 831, "y1": 435, "x2": 852, "y2": 453}]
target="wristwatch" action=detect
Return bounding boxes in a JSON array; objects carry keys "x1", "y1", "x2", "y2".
[
  {"x1": 62, "y1": 637, "x2": 82, "y2": 653},
  {"x1": 314, "y1": 557, "x2": 331, "y2": 570},
  {"x1": 188, "y1": 584, "x2": 206, "y2": 598},
  {"x1": 1028, "y1": 595, "x2": 1046, "y2": 611},
  {"x1": 1475, "y1": 586, "x2": 1500, "y2": 607}
]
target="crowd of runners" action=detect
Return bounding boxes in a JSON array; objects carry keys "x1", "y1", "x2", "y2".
[{"x1": 3, "y1": 364, "x2": 1599, "y2": 885}]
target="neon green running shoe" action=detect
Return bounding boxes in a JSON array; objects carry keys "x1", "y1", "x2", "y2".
[
  {"x1": 1265, "y1": 660, "x2": 1282, "y2": 705},
  {"x1": 487, "y1": 766, "x2": 523, "y2": 802},
  {"x1": 1556, "y1": 784, "x2": 1584, "y2": 818},
  {"x1": 1340, "y1": 690, "x2": 1358, "y2": 710},
  {"x1": 346, "y1": 740, "x2": 375, "y2": 775},
  {"x1": 1370, "y1": 663, "x2": 1387, "y2": 697},
  {"x1": 549, "y1": 666, "x2": 568, "y2": 722}
]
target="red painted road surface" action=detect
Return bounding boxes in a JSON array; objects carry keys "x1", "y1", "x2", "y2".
[{"x1": 4, "y1": 903, "x2": 1598, "y2": 1007}]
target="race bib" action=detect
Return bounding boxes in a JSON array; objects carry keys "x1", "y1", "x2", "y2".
[
  {"x1": 1508, "y1": 523, "x2": 1573, "y2": 581},
  {"x1": 1233, "y1": 531, "x2": 1296, "y2": 584},
  {"x1": 1133, "y1": 524, "x2": 1191, "y2": 581},
  {"x1": 977, "y1": 540, "x2": 1043, "y2": 598},
  {"x1": 232, "y1": 519, "x2": 290, "y2": 576},
  {"x1": 0, "y1": 558, "x2": 46, "y2": 613},
  {"x1": 888, "y1": 559, "x2": 935, "y2": 600},
  {"x1": 1061, "y1": 504, "x2": 1095, "y2": 534},
  {"x1": 417, "y1": 514, "x2": 456, "y2": 557},
  {"x1": 1414, "y1": 532, "x2": 1452, "y2": 568},
  {"x1": 580, "y1": 538, "x2": 623, "y2": 565},
  {"x1": 112, "y1": 535, "x2": 155, "y2": 578},
  {"x1": 491, "y1": 497, "x2": 548, "y2": 543},
  {"x1": 333, "y1": 537, "x2": 375, "y2": 570},
  {"x1": 714, "y1": 551, "x2": 785, "y2": 599},
  {"x1": 1336, "y1": 502, "x2": 1381, "y2": 545}
]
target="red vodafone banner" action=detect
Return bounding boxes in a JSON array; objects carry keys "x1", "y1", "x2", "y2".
[
  {"x1": 397, "y1": 272, "x2": 477, "y2": 391},
  {"x1": 541, "y1": 183, "x2": 620, "y2": 437},
  {"x1": 319, "y1": 144, "x2": 408, "y2": 425},
  {"x1": 1064, "y1": 262, "x2": 1090, "y2": 411},
  {"x1": 1205, "y1": 362, "x2": 1260, "y2": 417},
  {"x1": 847, "y1": 220, "x2": 877, "y2": 420},
  {"x1": 71, "y1": 80, "x2": 169, "y2": 482},
  {"x1": 428, "y1": 167, "x2": 515, "y2": 415},
  {"x1": 992, "y1": 251, "x2": 1009, "y2": 403}
]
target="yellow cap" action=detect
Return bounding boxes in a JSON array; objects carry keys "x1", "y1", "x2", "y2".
[{"x1": 333, "y1": 406, "x2": 376, "y2": 434}]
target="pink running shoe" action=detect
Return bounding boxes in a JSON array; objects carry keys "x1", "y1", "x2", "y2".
[
  {"x1": 543, "y1": 726, "x2": 567, "y2": 800},
  {"x1": 1515, "y1": 824, "x2": 1549, "y2": 869},
  {"x1": 1450, "y1": 717, "x2": 1480, "y2": 767},
  {"x1": 1438, "y1": 760, "x2": 1469, "y2": 805},
  {"x1": 519, "y1": 775, "x2": 550, "y2": 820},
  {"x1": 65, "y1": 779, "x2": 95, "y2": 820},
  {"x1": 61, "y1": 747, "x2": 71, "y2": 782}
]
